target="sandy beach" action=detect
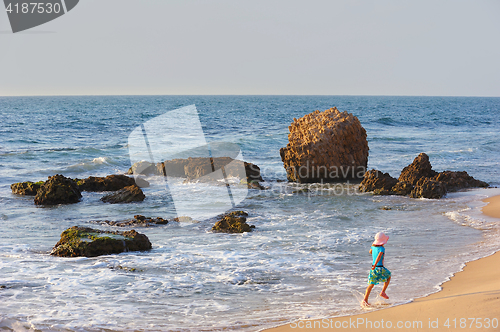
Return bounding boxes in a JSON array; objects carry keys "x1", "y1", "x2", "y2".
[{"x1": 264, "y1": 195, "x2": 500, "y2": 332}]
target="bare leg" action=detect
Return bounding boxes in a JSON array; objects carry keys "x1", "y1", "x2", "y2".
[
  {"x1": 380, "y1": 276, "x2": 391, "y2": 299},
  {"x1": 363, "y1": 284, "x2": 374, "y2": 305}
]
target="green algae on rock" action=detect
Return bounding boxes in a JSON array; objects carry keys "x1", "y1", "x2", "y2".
[
  {"x1": 212, "y1": 211, "x2": 255, "y2": 233},
  {"x1": 34, "y1": 175, "x2": 82, "y2": 205},
  {"x1": 51, "y1": 226, "x2": 152, "y2": 257},
  {"x1": 10, "y1": 181, "x2": 45, "y2": 196}
]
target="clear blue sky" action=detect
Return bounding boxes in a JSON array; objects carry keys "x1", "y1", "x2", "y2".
[{"x1": 1, "y1": 0, "x2": 499, "y2": 96}]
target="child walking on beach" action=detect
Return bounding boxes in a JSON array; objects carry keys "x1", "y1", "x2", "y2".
[{"x1": 362, "y1": 232, "x2": 391, "y2": 306}]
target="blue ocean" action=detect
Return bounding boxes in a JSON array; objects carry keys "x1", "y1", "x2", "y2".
[{"x1": 0, "y1": 96, "x2": 499, "y2": 331}]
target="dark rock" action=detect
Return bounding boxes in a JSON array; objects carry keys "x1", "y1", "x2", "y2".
[
  {"x1": 34, "y1": 175, "x2": 82, "y2": 205},
  {"x1": 101, "y1": 185, "x2": 145, "y2": 204},
  {"x1": 96, "y1": 215, "x2": 168, "y2": 227},
  {"x1": 410, "y1": 178, "x2": 447, "y2": 199},
  {"x1": 431, "y1": 171, "x2": 488, "y2": 192},
  {"x1": 399, "y1": 153, "x2": 437, "y2": 185},
  {"x1": 10, "y1": 181, "x2": 44, "y2": 196},
  {"x1": 212, "y1": 211, "x2": 254, "y2": 233},
  {"x1": 51, "y1": 226, "x2": 152, "y2": 257},
  {"x1": 359, "y1": 170, "x2": 398, "y2": 193},
  {"x1": 390, "y1": 181, "x2": 414, "y2": 196},
  {"x1": 75, "y1": 174, "x2": 136, "y2": 192},
  {"x1": 280, "y1": 107, "x2": 369, "y2": 183}
]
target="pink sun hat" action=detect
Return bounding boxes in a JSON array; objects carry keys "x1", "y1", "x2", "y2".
[{"x1": 373, "y1": 232, "x2": 389, "y2": 246}]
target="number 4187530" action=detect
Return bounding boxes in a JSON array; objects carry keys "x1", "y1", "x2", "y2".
[
  {"x1": 5, "y1": 2, "x2": 62, "y2": 14},
  {"x1": 444, "y1": 318, "x2": 498, "y2": 329}
]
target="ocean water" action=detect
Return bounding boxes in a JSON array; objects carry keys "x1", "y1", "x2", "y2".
[{"x1": 0, "y1": 95, "x2": 499, "y2": 332}]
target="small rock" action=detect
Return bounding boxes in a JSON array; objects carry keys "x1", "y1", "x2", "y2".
[
  {"x1": 212, "y1": 211, "x2": 254, "y2": 233},
  {"x1": 101, "y1": 185, "x2": 145, "y2": 204},
  {"x1": 34, "y1": 175, "x2": 82, "y2": 205},
  {"x1": 51, "y1": 226, "x2": 152, "y2": 257},
  {"x1": 76, "y1": 174, "x2": 136, "y2": 192},
  {"x1": 10, "y1": 181, "x2": 44, "y2": 196},
  {"x1": 359, "y1": 170, "x2": 398, "y2": 193}
]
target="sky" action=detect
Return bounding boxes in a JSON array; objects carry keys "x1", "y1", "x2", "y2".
[{"x1": 1, "y1": 0, "x2": 499, "y2": 96}]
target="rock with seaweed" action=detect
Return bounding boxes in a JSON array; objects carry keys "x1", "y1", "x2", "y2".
[
  {"x1": 51, "y1": 226, "x2": 152, "y2": 257},
  {"x1": 34, "y1": 175, "x2": 82, "y2": 205},
  {"x1": 279, "y1": 107, "x2": 369, "y2": 183},
  {"x1": 212, "y1": 211, "x2": 255, "y2": 233},
  {"x1": 10, "y1": 181, "x2": 44, "y2": 196},
  {"x1": 100, "y1": 185, "x2": 145, "y2": 204}
]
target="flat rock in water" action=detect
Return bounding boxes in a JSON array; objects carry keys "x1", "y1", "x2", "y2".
[
  {"x1": 100, "y1": 185, "x2": 145, "y2": 204},
  {"x1": 212, "y1": 211, "x2": 255, "y2": 233},
  {"x1": 95, "y1": 215, "x2": 168, "y2": 227},
  {"x1": 51, "y1": 226, "x2": 152, "y2": 257},
  {"x1": 34, "y1": 174, "x2": 82, "y2": 205},
  {"x1": 75, "y1": 174, "x2": 138, "y2": 191}
]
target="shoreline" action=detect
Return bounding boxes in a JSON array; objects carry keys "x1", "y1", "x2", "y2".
[{"x1": 263, "y1": 195, "x2": 500, "y2": 332}]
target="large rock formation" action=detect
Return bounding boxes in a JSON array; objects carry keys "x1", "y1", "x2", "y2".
[
  {"x1": 359, "y1": 153, "x2": 489, "y2": 199},
  {"x1": 100, "y1": 185, "x2": 145, "y2": 204},
  {"x1": 75, "y1": 174, "x2": 139, "y2": 191},
  {"x1": 279, "y1": 108, "x2": 369, "y2": 183},
  {"x1": 127, "y1": 157, "x2": 263, "y2": 187},
  {"x1": 212, "y1": 211, "x2": 255, "y2": 233},
  {"x1": 10, "y1": 181, "x2": 44, "y2": 196},
  {"x1": 51, "y1": 226, "x2": 152, "y2": 257},
  {"x1": 34, "y1": 175, "x2": 82, "y2": 205}
]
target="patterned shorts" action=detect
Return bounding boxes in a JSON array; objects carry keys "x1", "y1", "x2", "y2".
[{"x1": 367, "y1": 267, "x2": 391, "y2": 285}]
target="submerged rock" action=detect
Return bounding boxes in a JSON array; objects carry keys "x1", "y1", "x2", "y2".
[
  {"x1": 75, "y1": 174, "x2": 139, "y2": 191},
  {"x1": 10, "y1": 181, "x2": 44, "y2": 196},
  {"x1": 100, "y1": 185, "x2": 145, "y2": 204},
  {"x1": 34, "y1": 175, "x2": 82, "y2": 205},
  {"x1": 279, "y1": 107, "x2": 369, "y2": 183},
  {"x1": 212, "y1": 211, "x2": 255, "y2": 233},
  {"x1": 51, "y1": 226, "x2": 152, "y2": 257},
  {"x1": 96, "y1": 215, "x2": 168, "y2": 227}
]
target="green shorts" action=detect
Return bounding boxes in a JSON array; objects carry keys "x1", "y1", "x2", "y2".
[{"x1": 368, "y1": 267, "x2": 391, "y2": 285}]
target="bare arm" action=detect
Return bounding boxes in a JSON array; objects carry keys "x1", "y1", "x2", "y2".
[{"x1": 372, "y1": 252, "x2": 383, "y2": 270}]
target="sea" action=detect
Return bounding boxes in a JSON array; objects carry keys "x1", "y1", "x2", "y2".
[{"x1": 0, "y1": 95, "x2": 499, "y2": 332}]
